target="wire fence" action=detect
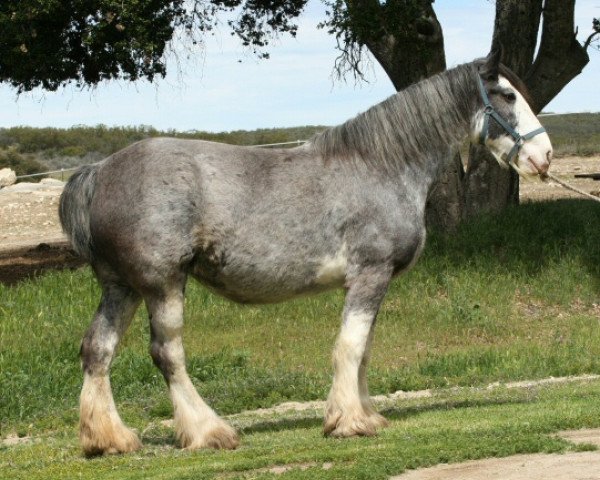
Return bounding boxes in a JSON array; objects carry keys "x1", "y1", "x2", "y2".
[
  {"x1": 14, "y1": 139, "x2": 308, "y2": 181},
  {"x1": 16, "y1": 168, "x2": 75, "y2": 181}
]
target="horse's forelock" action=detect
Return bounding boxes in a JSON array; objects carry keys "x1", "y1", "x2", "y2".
[
  {"x1": 473, "y1": 58, "x2": 534, "y2": 108},
  {"x1": 497, "y1": 64, "x2": 535, "y2": 108}
]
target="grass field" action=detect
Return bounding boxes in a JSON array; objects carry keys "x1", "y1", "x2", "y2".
[{"x1": 1, "y1": 198, "x2": 599, "y2": 477}]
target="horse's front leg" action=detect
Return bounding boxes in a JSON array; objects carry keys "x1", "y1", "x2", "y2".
[{"x1": 324, "y1": 266, "x2": 392, "y2": 437}]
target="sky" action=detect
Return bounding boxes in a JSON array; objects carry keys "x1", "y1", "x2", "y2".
[{"x1": 0, "y1": 0, "x2": 598, "y2": 132}]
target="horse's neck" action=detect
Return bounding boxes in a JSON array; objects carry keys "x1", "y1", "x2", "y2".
[
  {"x1": 313, "y1": 63, "x2": 479, "y2": 191},
  {"x1": 393, "y1": 74, "x2": 478, "y2": 188}
]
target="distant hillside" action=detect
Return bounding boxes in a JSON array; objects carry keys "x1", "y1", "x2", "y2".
[
  {"x1": 0, "y1": 125, "x2": 327, "y2": 174},
  {"x1": 540, "y1": 113, "x2": 600, "y2": 157},
  {"x1": 0, "y1": 113, "x2": 598, "y2": 177}
]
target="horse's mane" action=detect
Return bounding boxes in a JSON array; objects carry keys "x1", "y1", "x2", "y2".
[{"x1": 310, "y1": 62, "x2": 481, "y2": 173}]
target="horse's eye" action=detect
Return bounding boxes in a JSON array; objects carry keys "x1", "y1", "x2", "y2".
[{"x1": 503, "y1": 92, "x2": 517, "y2": 103}]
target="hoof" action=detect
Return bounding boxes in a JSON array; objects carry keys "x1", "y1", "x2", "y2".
[
  {"x1": 366, "y1": 412, "x2": 389, "y2": 430},
  {"x1": 179, "y1": 420, "x2": 240, "y2": 450},
  {"x1": 323, "y1": 410, "x2": 387, "y2": 438},
  {"x1": 80, "y1": 423, "x2": 142, "y2": 457}
]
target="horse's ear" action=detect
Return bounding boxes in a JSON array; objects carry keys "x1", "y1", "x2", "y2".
[{"x1": 480, "y1": 45, "x2": 503, "y2": 81}]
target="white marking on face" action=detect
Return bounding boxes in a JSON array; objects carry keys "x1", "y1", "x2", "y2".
[
  {"x1": 315, "y1": 243, "x2": 348, "y2": 286},
  {"x1": 478, "y1": 76, "x2": 552, "y2": 176}
]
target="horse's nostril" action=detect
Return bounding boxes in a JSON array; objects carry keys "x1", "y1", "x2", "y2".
[
  {"x1": 547, "y1": 150, "x2": 553, "y2": 163},
  {"x1": 527, "y1": 155, "x2": 549, "y2": 175}
]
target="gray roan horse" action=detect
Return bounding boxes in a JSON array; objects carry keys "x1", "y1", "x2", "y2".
[{"x1": 59, "y1": 50, "x2": 552, "y2": 456}]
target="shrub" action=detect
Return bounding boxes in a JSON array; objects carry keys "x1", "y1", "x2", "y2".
[{"x1": 0, "y1": 147, "x2": 46, "y2": 177}]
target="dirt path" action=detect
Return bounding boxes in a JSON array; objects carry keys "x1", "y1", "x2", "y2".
[
  {"x1": 0, "y1": 180, "x2": 66, "y2": 253},
  {"x1": 393, "y1": 450, "x2": 600, "y2": 480},
  {"x1": 520, "y1": 154, "x2": 600, "y2": 202},
  {"x1": 394, "y1": 428, "x2": 600, "y2": 480}
]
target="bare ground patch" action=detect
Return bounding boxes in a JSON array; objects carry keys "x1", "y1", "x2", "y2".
[{"x1": 392, "y1": 451, "x2": 600, "y2": 480}]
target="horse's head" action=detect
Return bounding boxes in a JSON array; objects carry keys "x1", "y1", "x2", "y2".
[{"x1": 471, "y1": 49, "x2": 553, "y2": 177}]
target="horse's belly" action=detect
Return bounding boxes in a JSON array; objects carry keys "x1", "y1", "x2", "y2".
[{"x1": 189, "y1": 249, "x2": 346, "y2": 304}]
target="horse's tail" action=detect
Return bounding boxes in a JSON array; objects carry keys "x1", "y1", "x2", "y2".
[{"x1": 59, "y1": 163, "x2": 101, "y2": 262}]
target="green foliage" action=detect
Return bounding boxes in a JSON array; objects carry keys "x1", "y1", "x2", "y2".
[
  {"x1": 0, "y1": 0, "x2": 309, "y2": 92},
  {"x1": 0, "y1": 124, "x2": 327, "y2": 170},
  {"x1": 0, "y1": 146, "x2": 46, "y2": 176},
  {"x1": 0, "y1": 124, "x2": 161, "y2": 156},
  {"x1": 320, "y1": 0, "x2": 421, "y2": 47},
  {"x1": 0, "y1": 0, "x2": 179, "y2": 91},
  {"x1": 0, "y1": 112, "x2": 596, "y2": 176}
]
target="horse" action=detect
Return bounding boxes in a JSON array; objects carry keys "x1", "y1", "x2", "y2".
[{"x1": 59, "y1": 49, "x2": 552, "y2": 456}]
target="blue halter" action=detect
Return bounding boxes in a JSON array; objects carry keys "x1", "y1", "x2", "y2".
[{"x1": 477, "y1": 76, "x2": 546, "y2": 164}]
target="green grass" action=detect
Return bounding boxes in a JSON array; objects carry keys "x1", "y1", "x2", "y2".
[
  {"x1": 1, "y1": 198, "x2": 600, "y2": 476},
  {"x1": 2, "y1": 379, "x2": 600, "y2": 479}
]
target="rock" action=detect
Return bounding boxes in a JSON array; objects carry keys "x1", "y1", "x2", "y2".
[
  {"x1": 0, "y1": 168, "x2": 17, "y2": 188},
  {"x1": 0, "y1": 182, "x2": 49, "y2": 193},
  {"x1": 40, "y1": 178, "x2": 65, "y2": 186}
]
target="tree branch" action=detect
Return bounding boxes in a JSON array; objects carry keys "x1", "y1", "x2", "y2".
[
  {"x1": 583, "y1": 18, "x2": 600, "y2": 50},
  {"x1": 524, "y1": 0, "x2": 589, "y2": 113},
  {"x1": 492, "y1": 0, "x2": 543, "y2": 78}
]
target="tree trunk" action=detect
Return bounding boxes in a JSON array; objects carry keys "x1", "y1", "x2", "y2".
[
  {"x1": 463, "y1": 145, "x2": 518, "y2": 218},
  {"x1": 363, "y1": 0, "x2": 446, "y2": 91},
  {"x1": 525, "y1": 0, "x2": 590, "y2": 113},
  {"x1": 425, "y1": 152, "x2": 465, "y2": 231},
  {"x1": 462, "y1": 0, "x2": 542, "y2": 219}
]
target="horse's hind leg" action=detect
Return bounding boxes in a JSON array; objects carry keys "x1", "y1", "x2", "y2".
[
  {"x1": 79, "y1": 282, "x2": 142, "y2": 456},
  {"x1": 324, "y1": 266, "x2": 391, "y2": 437},
  {"x1": 146, "y1": 282, "x2": 239, "y2": 450}
]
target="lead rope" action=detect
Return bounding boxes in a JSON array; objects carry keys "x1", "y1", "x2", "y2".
[
  {"x1": 508, "y1": 163, "x2": 600, "y2": 204},
  {"x1": 542, "y1": 172, "x2": 600, "y2": 204}
]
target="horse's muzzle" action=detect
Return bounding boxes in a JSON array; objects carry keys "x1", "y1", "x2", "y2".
[
  {"x1": 523, "y1": 149, "x2": 552, "y2": 175},
  {"x1": 518, "y1": 140, "x2": 552, "y2": 176}
]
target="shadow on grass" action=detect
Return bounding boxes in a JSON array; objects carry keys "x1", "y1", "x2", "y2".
[
  {"x1": 238, "y1": 416, "x2": 323, "y2": 435},
  {"x1": 426, "y1": 199, "x2": 600, "y2": 286},
  {"x1": 140, "y1": 433, "x2": 179, "y2": 448},
  {"x1": 381, "y1": 394, "x2": 533, "y2": 421},
  {"x1": 237, "y1": 393, "x2": 534, "y2": 435}
]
